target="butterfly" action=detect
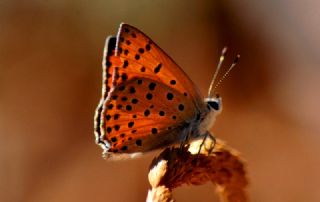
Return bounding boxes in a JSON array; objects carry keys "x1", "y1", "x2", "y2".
[{"x1": 94, "y1": 23, "x2": 239, "y2": 159}]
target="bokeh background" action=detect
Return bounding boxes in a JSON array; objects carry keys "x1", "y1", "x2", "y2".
[{"x1": 1, "y1": 1, "x2": 320, "y2": 201}]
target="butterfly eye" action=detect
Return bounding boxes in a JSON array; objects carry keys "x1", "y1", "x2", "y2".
[{"x1": 208, "y1": 101, "x2": 220, "y2": 111}]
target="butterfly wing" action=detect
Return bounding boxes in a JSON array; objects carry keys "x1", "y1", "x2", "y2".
[
  {"x1": 114, "y1": 23, "x2": 204, "y2": 110},
  {"x1": 95, "y1": 24, "x2": 208, "y2": 157},
  {"x1": 94, "y1": 36, "x2": 119, "y2": 145},
  {"x1": 101, "y1": 78, "x2": 197, "y2": 154}
]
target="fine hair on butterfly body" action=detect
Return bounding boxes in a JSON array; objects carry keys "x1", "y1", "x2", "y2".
[{"x1": 94, "y1": 23, "x2": 238, "y2": 159}]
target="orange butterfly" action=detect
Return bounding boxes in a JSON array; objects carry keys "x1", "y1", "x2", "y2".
[{"x1": 94, "y1": 23, "x2": 238, "y2": 159}]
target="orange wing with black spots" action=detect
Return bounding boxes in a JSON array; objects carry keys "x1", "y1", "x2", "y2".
[
  {"x1": 100, "y1": 78, "x2": 198, "y2": 154},
  {"x1": 94, "y1": 24, "x2": 208, "y2": 158},
  {"x1": 114, "y1": 24, "x2": 204, "y2": 110},
  {"x1": 94, "y1": 36, "x2": 119, "y2": 145}
]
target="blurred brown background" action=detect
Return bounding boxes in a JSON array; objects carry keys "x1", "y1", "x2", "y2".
[{"x1": 1, "y1": 1, "x2": 320, "y2": 202}]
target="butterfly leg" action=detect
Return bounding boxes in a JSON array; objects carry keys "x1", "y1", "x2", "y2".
[
  {"x1": 180, "y1": 126, "x2": 192, "y2": 150},
  {"x1": 198, "y1": 132, "x2": 216, "y2": 155}
]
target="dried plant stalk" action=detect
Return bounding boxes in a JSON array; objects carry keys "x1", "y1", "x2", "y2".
[{"x1": 147, "y1": 138, "x2": 248, "y2": 202}]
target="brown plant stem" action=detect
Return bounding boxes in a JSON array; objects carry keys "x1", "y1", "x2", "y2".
[{"x1": 147, "y1": 138, "x2": 248, "y2": 202}]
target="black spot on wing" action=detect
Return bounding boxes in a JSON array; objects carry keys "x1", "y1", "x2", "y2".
[
  {"x1": 136, "y1": 139, "x2": 142, "y2": 146},
  {"x1": 154, "y1": 63, "x2": 162, "y2": 73}
]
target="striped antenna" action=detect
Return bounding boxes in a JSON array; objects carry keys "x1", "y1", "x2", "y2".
[
  {"x1": 208, "y1": 47, "x2": 228, "y2": 98},
  {"x1": 213, "y1": 54, "x2": 240, "y2": 92}
]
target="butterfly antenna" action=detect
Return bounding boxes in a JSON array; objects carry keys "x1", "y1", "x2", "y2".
[
  {"x1": 208, "y1": 47, "x2": 228, "y2": 98},
  {"x1": 213, "y1": 54, "x2": 240, "y2": 91}
]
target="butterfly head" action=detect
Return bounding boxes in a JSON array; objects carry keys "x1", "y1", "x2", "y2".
[
  {"x1": 199, "y1": 94, "x2": 222, "y2": 135},
  {"x1": 205, "y1": 94, "x2": 222, "y2": 114}
]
